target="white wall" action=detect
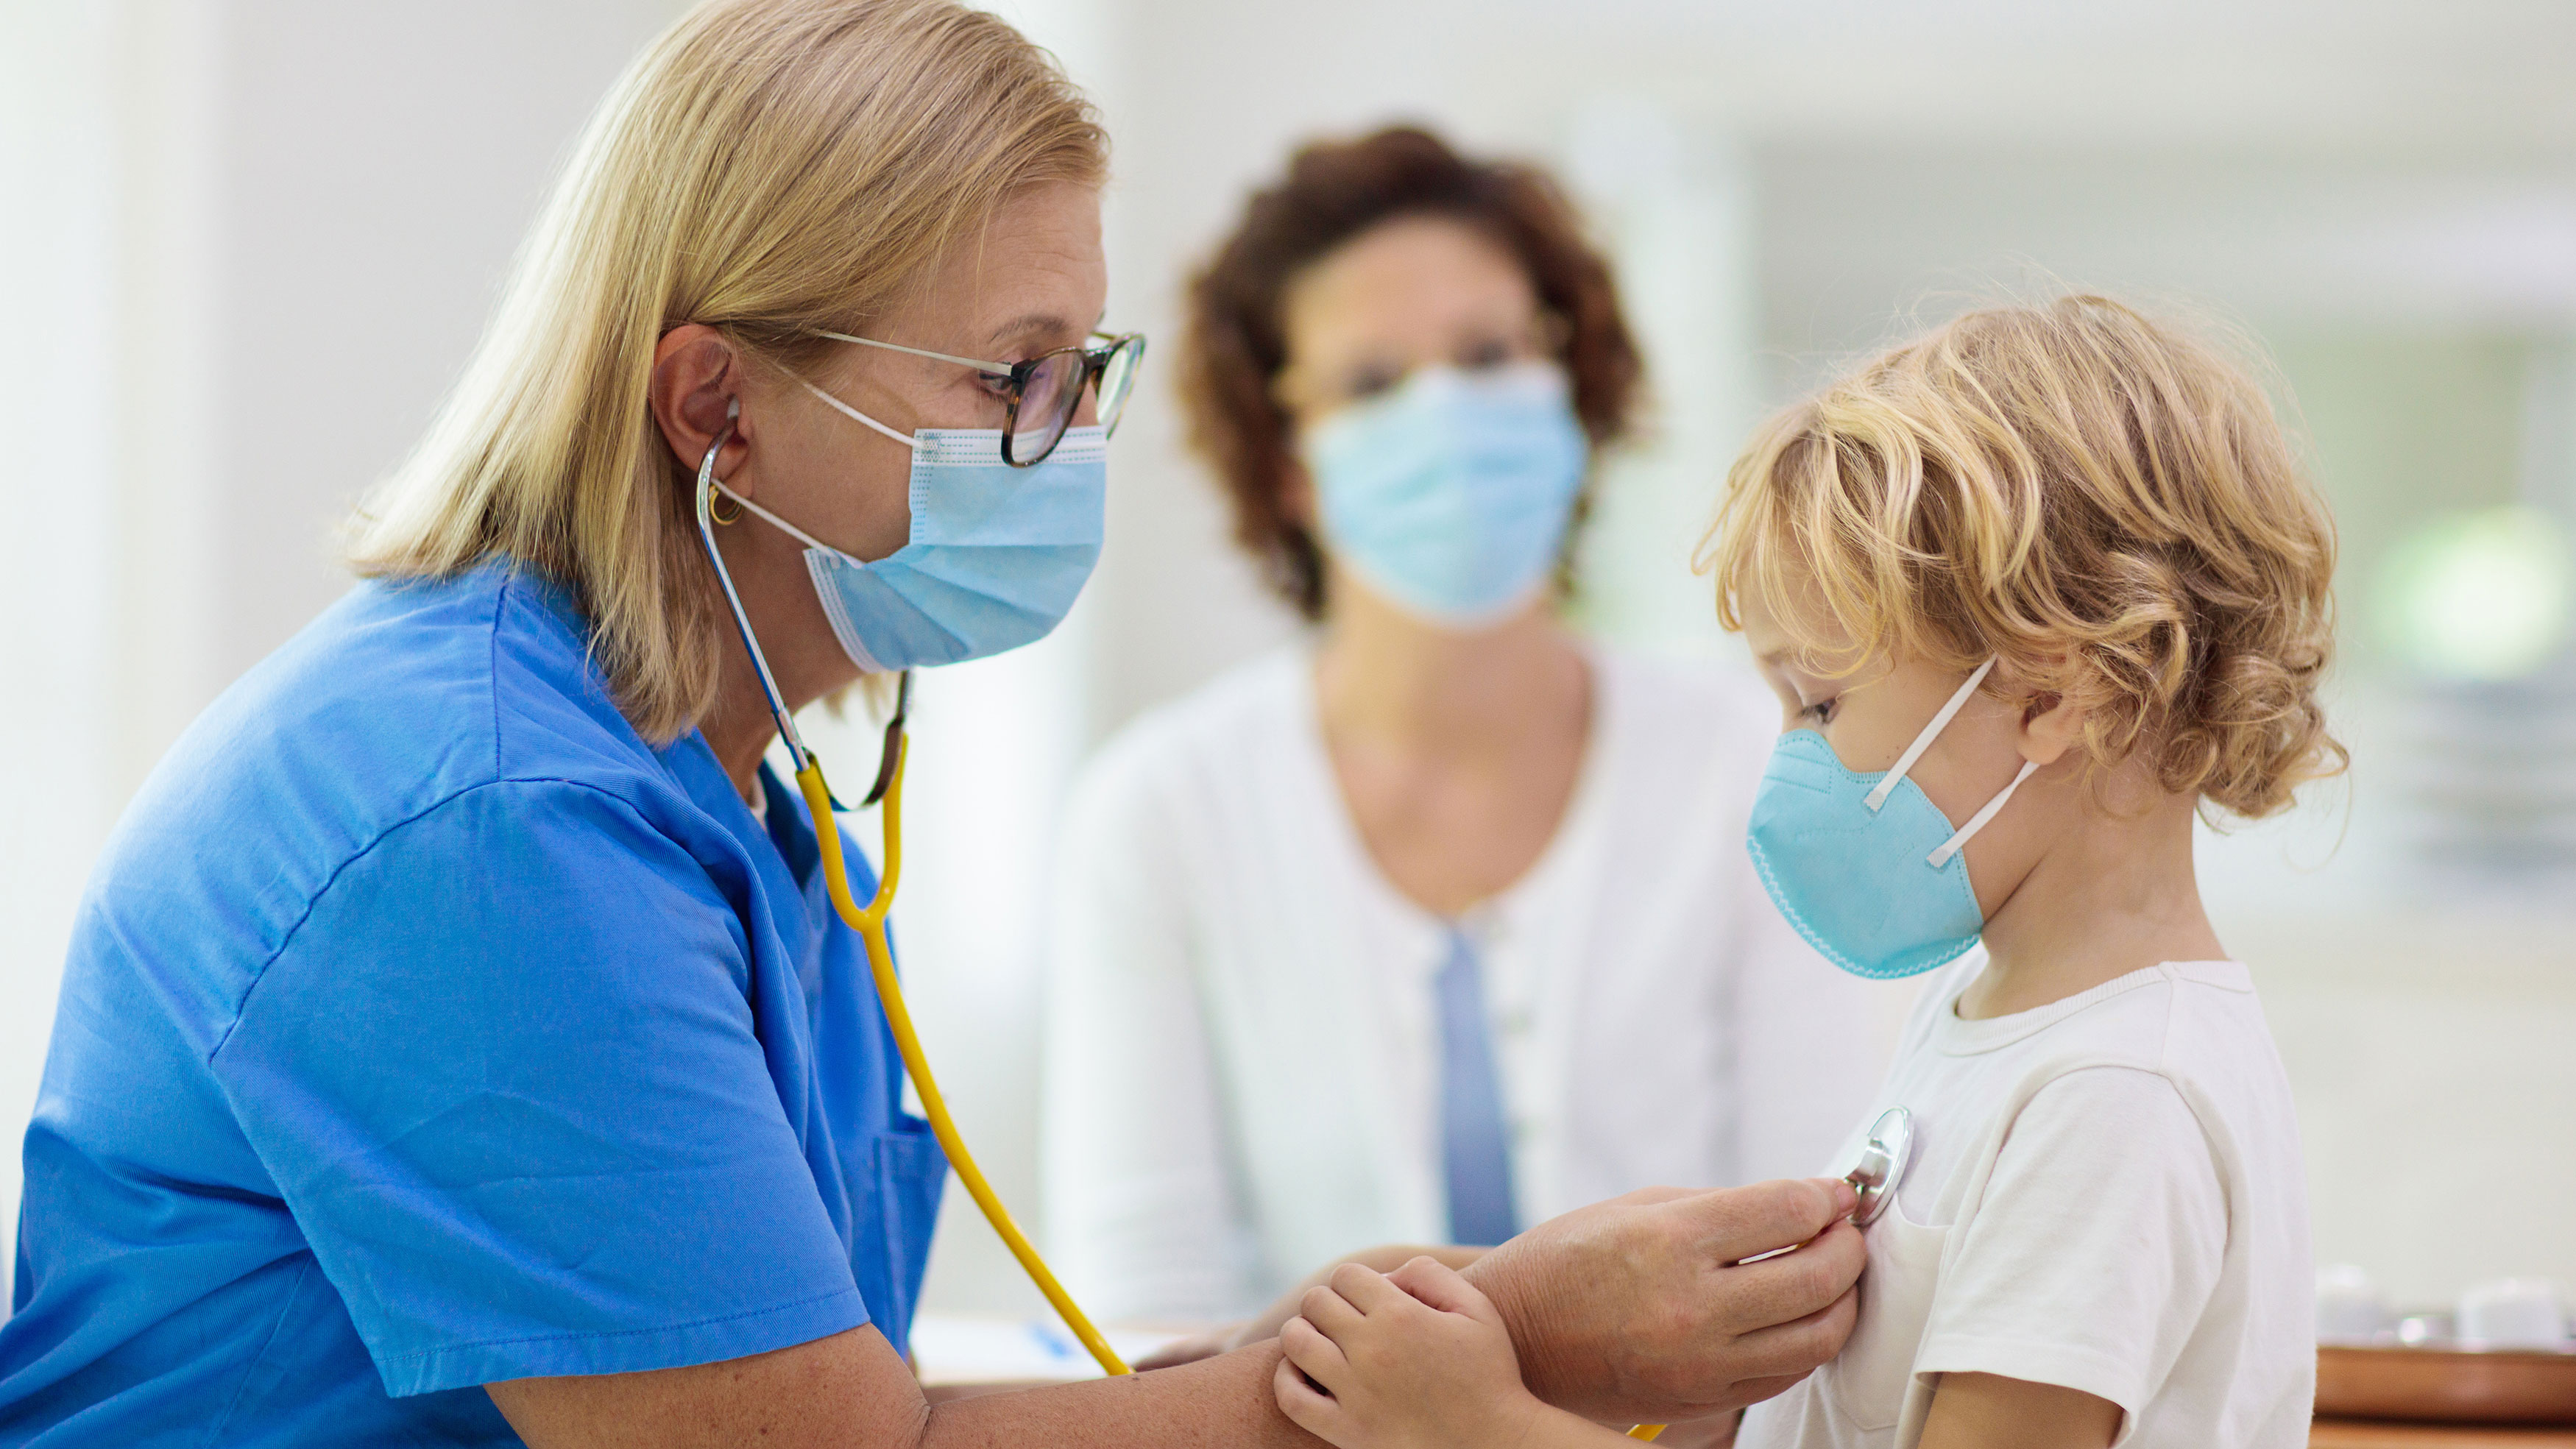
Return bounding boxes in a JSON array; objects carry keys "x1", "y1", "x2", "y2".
[
  {"x1": 0, "y1": 0, "x2": 683, "y2": 1283},
  {"x1": 0, "y1": 0, "x2": 127, "y2": 1286}
]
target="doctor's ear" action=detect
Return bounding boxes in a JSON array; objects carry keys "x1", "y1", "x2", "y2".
[{"x1": 650, "y1": 324, "x2": 753, "y2": 486}]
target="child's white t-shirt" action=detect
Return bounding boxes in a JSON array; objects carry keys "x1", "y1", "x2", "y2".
[{"x1": 1735, "y1": 953, "x2": 2313, "y2": 1449}]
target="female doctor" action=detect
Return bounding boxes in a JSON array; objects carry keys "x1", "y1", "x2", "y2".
[{"x1": 0, "y1": 1, "x2": 1864, "y2": 1445}]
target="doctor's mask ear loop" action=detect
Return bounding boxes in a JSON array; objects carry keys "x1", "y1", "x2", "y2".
[{"x1": 688, "y1": 395, "x2": 1130, "y2": 1378}]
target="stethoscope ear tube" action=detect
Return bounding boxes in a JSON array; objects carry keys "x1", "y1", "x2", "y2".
[
  {"x1": 691, "y1": 413, "x2": 1129, "y2": 1377},
  {"x1": 696, "y1": 412, "x2": 809, "y2": 770},
  {"x1": 860, "y1": 670, "x2": 912, "y2": 808}
]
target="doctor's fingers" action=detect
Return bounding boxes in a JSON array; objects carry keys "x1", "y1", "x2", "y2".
[
  {"x1": 1719, "y1": 1219, "x2": 1864, "y2": 1335},
  {"x1": 1719, "y1": 1279, "x2": 1861, "y2": 1384},
  {"x1": 1604, "y1": 1185, "x2": 1699, "y2": 1207},
  {"x1": 1696, "y1": 1179, "x2": 1859, "y2": 1268}
]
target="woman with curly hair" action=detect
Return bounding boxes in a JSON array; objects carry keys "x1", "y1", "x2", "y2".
[{"x1": 1042, "y1": 125, "x2": 1878, "y2": 1337}]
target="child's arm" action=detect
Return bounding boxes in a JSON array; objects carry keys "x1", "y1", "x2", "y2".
[
  {"x1": 1917, "y1": 1371, "x2": 2120, "y2": 1448},
  {"x1": 1271, "y1": 1257, "x2": 1637, "y2": 1449}
]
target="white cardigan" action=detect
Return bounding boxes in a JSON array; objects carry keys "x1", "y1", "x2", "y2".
[{"x1": 1039, "y1": 645, "x2": 1886, "y2": 1321}]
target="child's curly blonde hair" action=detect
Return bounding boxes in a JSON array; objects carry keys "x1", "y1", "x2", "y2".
[{"x1": 1705, "y1": 294, "x2": 2343, "y2": 820}]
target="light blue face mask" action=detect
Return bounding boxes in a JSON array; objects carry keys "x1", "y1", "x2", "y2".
[
  {"x1": 1746, "y1": 658, "x2": 2042, "y2": 980},
  {"x1": 1301, "y1": 360, "x2": 1588, "y2": 628},
  {"x1": 713, "y1": 379, "x2": 1107, "y2": 673}
]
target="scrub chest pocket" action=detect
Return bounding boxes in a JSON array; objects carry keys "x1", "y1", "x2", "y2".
[
  {"x1": 1819, "y1": 1207, "x2": 1949, "y2": 1433},
  {"x1": 863, "y1": 1120, "x2": 951, "y2": 1341}
]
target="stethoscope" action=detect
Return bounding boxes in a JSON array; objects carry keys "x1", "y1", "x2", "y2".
[
  {"x1": 1624, "y1": 1108, "x2": 1919, "y2": 1440},
  {"x1": 692, "y1": 410, "x2": 1135, "y2": 1378},
  {"x1": 1843, "y1": 1107, "x2": 1917, "y2": 1227},
  {"x1": 689, "y1": 404, "x2": 1923, "y2": 1400}
]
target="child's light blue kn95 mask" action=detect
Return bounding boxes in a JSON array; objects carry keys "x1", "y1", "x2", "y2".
[{"x1": 1745, "y1": 658, "x2": 2041, "y2": 980}]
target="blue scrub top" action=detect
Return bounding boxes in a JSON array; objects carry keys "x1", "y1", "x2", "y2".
[{"x1": 0, "y1": 562, "x2": 945, "y2": 1445}]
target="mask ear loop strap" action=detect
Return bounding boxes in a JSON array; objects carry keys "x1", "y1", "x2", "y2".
[
  {"x1": 795, "y1": 373, "x2": 921, "y2": 452},
  {"x1": 1927, "y1": 759, "x2": 2041, "y2": 868},
  {"x1": 1863, "y1": 657, "x2": 2000, "y2": 812}
]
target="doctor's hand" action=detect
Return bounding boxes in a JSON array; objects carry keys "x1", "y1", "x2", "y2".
[{"x1": 1460, "y1": 1178, "x2": 1864, "y2": 1427}]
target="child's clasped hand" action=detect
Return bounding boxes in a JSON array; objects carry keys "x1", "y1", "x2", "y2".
[{"x1": 1275, "y1": 1256, "x2": 1638, "y2": 1449}]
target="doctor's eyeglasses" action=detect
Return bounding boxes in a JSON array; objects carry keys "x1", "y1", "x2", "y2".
[{"x1": 814, "y1": 329, "x2": 1146, "y2": 466}]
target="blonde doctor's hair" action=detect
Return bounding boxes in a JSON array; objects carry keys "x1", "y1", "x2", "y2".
[
  {"x1": 347, "y1": 0, "x2": 1105, "y2": 743},
  {"x1": 1705, "y1": 294, "x2": 2343, "y2": 821}
]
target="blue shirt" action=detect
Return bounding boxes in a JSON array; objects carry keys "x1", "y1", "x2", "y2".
[{"x1": 0, "y1": 563, "x2": 944, "y2": 1445}]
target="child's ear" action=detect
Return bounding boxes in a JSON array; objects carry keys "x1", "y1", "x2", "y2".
[{"x1": 2017, "y1": 687, "x2": 2088, "y2": 767}]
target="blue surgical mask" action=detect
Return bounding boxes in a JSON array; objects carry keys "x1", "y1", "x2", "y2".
[
  {"x1": 1746, "y1": 659, "x2": 2042, "y2": 979},
  {"x1": 1301, "y1": 361, "x2": 1588, "y2": 628},
  {"x1": 715, "y1": 382, "x2": 1107, "y2": 673}
]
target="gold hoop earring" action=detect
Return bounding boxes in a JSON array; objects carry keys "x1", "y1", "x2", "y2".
[{"x1": 710, "y1": 492, "x2": 743, "y2": 525}]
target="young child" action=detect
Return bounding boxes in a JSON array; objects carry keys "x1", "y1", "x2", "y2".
[{"x1": 1270, "y1": 295, "x2": 2335, "y2": 1449}]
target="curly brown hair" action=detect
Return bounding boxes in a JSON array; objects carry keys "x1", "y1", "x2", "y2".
[
  {"x1": 1177, "y1": 124, "x2": 1642, "y2": 620},
  {"x1": 1707, "y1": 294, "x2": 2344, "y2": 820}
]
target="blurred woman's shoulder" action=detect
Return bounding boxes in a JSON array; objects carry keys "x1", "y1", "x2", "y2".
[
  {"x1": 1087, "y1": 642, "x2": 1306, "y2": 764},
  {"x1": 1061, "y1": 644, "x2": 1314, "y2": 837}
]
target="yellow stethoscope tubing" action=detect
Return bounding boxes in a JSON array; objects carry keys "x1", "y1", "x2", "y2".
[
  {"x1": 692, "y1": 416, "x2": 1130, "y2": 1378},
  {"x1": 693, "y1": 419, "x2": 1663, "y2": 1417},
  {"x1": 793, "y1": 752, "x2": 1133, "y2": 1378}
]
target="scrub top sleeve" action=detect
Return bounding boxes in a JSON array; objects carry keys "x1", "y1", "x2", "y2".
[{"x1": 211, "y1": 779, "x2": 866, "y2": 1398}]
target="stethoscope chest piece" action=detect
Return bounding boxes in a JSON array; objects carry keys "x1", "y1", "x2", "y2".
[{"x1": 1844, "y1": 1106, "x2": 1916, "y2": 1227}]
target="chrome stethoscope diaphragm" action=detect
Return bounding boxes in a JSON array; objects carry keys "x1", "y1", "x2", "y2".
[{"x1": 1844, "y1": 1106, "x2": 1917, "y2": 1227}]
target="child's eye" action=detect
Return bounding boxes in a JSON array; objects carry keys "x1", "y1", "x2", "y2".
[
  {"x1": 1344, "y1": 362, "x2": 1404, "y2": 402},
  {"x1": 1800, "y1": 698, "x2": 1839, "y2": 726}
]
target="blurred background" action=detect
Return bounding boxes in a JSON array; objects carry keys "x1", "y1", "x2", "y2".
[{"x1": 5, "y1": 0, "x2": 2572, "y2": 1344}]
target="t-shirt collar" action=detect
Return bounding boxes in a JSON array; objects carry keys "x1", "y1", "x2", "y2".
[{"x1": 1936, "y1": 959, "x2": 2253, "y2": 1056}]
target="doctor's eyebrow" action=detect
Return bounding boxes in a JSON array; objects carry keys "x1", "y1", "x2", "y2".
[
  {"x1": 982, "y1": 310, "x2": 1109, "y2": 350},
  {"x1": 983, "y1": 311, "x2": 1098, "y2": 349}
]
